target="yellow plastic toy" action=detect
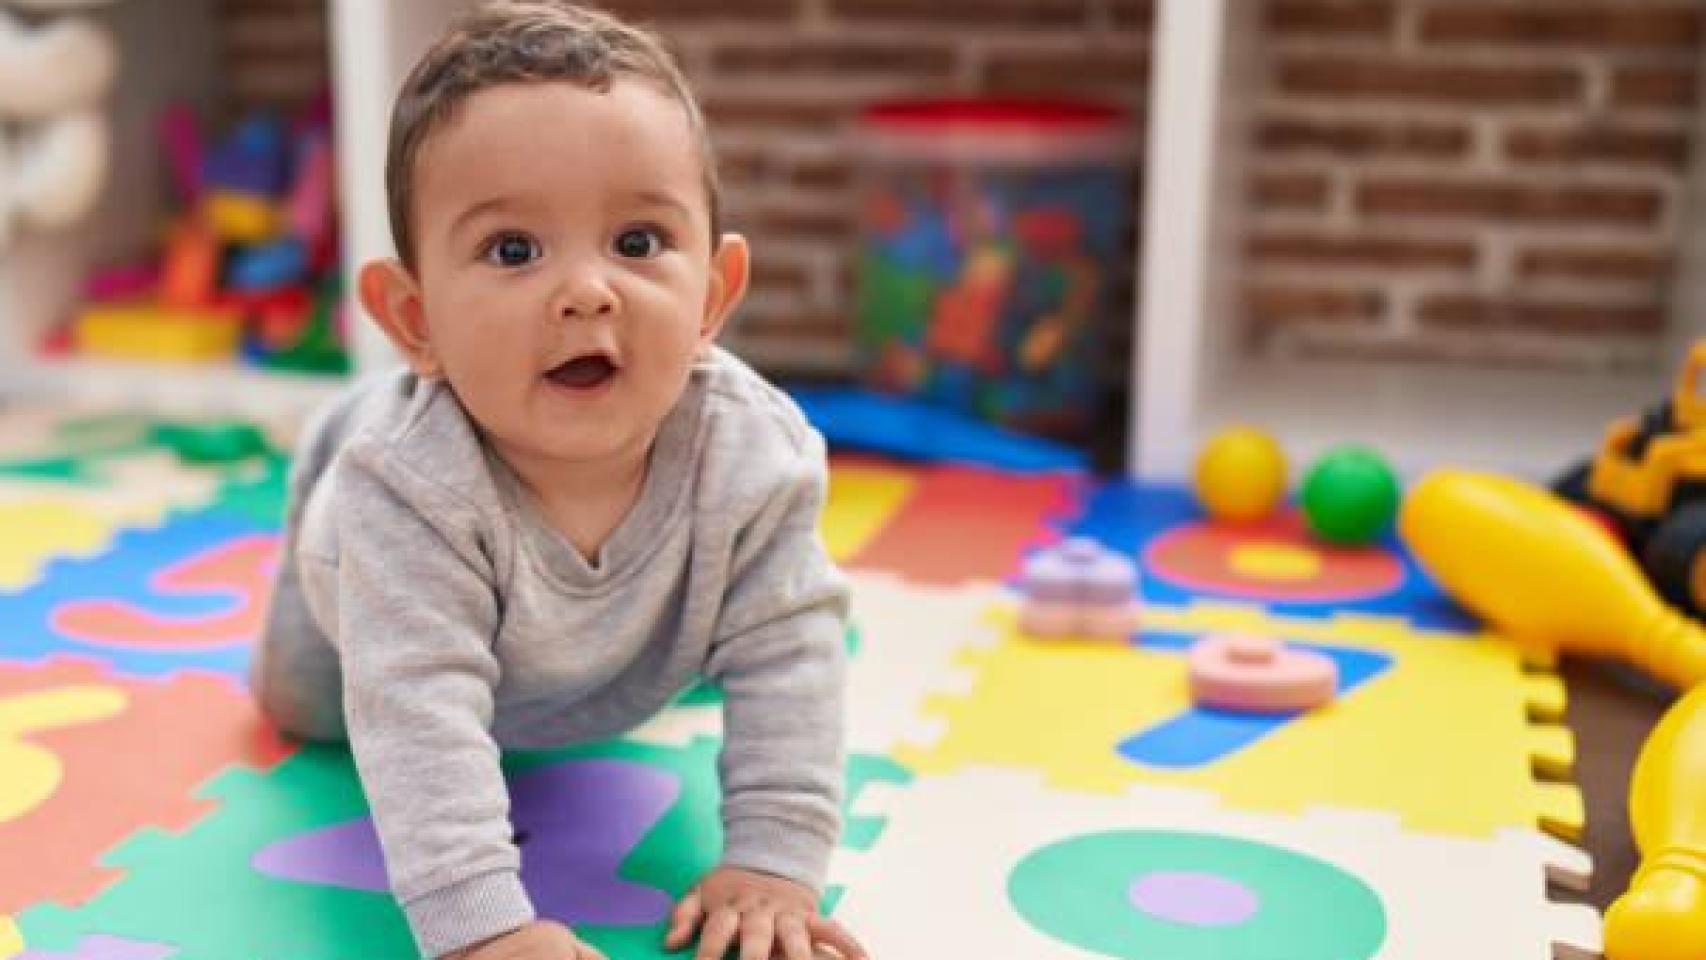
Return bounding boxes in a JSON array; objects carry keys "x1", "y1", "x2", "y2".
[
  {"x1": 1557, "y1": 340, "x2": 1706, "y2": 617},
  {"x1": 1399, "y1": 469, "x2": 1706, "y2": 691},
  {"x1": 204, "y1": 190, "x2": 279, "y2": 244},
  {"x1": 1605, "y1": 683, "x2": 1706, "y2": 960},
  {"x1": 75, "y1": 303, "x2": 243, "y2": 362},
  {"x1": 1194, "y1": 426, "x2": 1287, "y2": 523}
]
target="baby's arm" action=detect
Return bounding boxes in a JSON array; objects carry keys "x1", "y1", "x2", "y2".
[
  {"x1": 703, "y1": 431, "x2": 849, "y2": 897},
  {"x1": 332, "y1": 449, "x2": 534, "y2": 958}
]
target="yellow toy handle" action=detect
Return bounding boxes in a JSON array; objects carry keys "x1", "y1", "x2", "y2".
[
  {"x1": 1606, "y1": 684, "x2": 1706, "y2": 960},
  {"x1": 1399, "y1": 469, "x2": 1706, "y2": 689}
]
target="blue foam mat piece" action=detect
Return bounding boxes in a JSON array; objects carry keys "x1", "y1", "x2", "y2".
[
  {"x1": 786, "y1": 385, "x2": 1088, "y2": 473},
  {"x1": 0, "y1": 508, "x2": 272, "y2": 681}
]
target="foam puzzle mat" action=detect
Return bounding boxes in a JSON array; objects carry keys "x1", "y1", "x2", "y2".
[{"x1": 0, "y1": 412, "x2": 1600, "y2": 958}]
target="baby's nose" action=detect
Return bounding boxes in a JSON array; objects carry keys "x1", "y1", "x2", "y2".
[
  {"x1": 562, "y1": 296, "x2": 614, "y2": 319},
  {"x1": 559, "y1": 275, "x2": 617, "y2": 319}
]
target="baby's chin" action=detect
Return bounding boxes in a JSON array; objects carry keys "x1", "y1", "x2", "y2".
[{"x1": 525, "y1": 409, "x2": 667, "y2": 467}]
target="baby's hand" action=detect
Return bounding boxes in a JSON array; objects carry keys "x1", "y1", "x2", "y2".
[
  {"x1": 444, "y1": 920, "x2": 606, "y2": 960},
  {"x1": 664, "y1": 866, "x2": 868, "y2": 960}
]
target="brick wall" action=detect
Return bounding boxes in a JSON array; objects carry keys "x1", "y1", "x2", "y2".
[
  {"x1": 1247, "y1": 0, "x2": 1703, "y2": 369},
  {"x1": 219, "y1": 0, "x2": 329, "y2": 115}
]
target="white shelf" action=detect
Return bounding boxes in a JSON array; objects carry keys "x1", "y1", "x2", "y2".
[
  {"x1": 1196, "y1": 358, "x2": 1659, "y2": 482},
  {"x1": 2, "y1": 356, "x2": 349, "y2": 418},
  {"x1": 328, "y1": 0, "x2": 464, "y2": 375},
  {"x1": 1131, "y1": 0, "x2": 1704, "y2": 481}
]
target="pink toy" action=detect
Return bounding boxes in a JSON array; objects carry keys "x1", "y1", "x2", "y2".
[
  {"x1": 1018, "y1": 537, "x2": 1141, "y2": 638},
  {"x1": 159, "y1": 218, "x2": 218, "y2": 308},
  {"x1": 1188, "y1": 632, "x2": 1338, "y2": 713},
  {"x1": 83, "y1": 262, "x2": 159, "y2": 302},
  {"x1": 158, "y1": 102, "x2": 202, "y2": 206},
  {"x1": 286, "y1": 131, "x2": 333, "y2": 253}
]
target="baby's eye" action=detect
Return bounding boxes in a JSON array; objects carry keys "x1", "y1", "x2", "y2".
[
  {"x1": 613, "y1": 225, "x2": 667, "y2": 259},
  {"x1": 482, "y1": 232, "x2": 542, "y2": 267}
]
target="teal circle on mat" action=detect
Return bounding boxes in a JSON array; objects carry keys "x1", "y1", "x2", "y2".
[{"x1": 1007, "y1": 830, "x2": 1387, "y2": 959}]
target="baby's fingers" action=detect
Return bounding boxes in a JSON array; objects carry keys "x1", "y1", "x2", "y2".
[
  {"x1": 738, "y1": 910, "x2": 775, "y2": 960},
  {"x1": 573, "y1": 939, "x2": 609, "y2": 960},
  {"x1": 695, "y1": 907, "x2": 741, "y2": 960},
  {"x1": 776, "y1": 913, "x2": 814, "y2": 960},
  {"x1": 807, "y1": 916, "x2": 869, "y2": 960},
  {"x1": 665, "y1": 888, "x2": 703, "y2": 949}
]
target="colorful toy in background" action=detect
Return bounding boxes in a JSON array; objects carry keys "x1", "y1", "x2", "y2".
[
  {"x1": 852, "y1": 99, "x2": 1133, "y2": 439},
  {"x1": 1554, "y1": 340, "x2": 1706, "y2": 619},
  {"x1": 1400, "y1": 469, "x2": 1706, "y2": 960},
  {"x1": 1301, "y1": 445, "x2": 1402, "y2": 546},
  {"x1": 1190, "y1": 428, "x2": 1401, "y2": 548},
  {"x1": 60, "y1": 100, "x2": 349, "y2": 373},
  {"x1": 0, "y1": 2, "x2": 125, "y2": 252},
  {"x1": 1192, "y1": 426, "x2": 1287, "y2": 523},
  {"x1": 1016, "y1": 537, "x2": 1141, "y2": 639}
]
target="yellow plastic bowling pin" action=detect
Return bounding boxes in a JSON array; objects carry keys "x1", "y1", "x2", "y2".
[
  {"x1": 1605, "y1": 684, "x2": 1706, "y2": 960},
  {"x1": 1399, "y1": 470, "x2": 1706, "y2": 690}
]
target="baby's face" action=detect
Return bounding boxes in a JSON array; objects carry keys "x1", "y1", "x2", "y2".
[{"x1": 405, "y1": 79, "x2": 739, "y2": 471}]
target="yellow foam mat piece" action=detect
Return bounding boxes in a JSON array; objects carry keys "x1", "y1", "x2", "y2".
[
  {"x1": 0, "y1": 454, "x2": 223, "y2": 590},
  {"x1": 821, "y1": 463, "x2": 916, "y2": 563},
  {"x1": 0, "y1": 501, "x2": 118, "y2": 590},
  {"x1": 897, "y1": 601, "x2": 1584, "y2": 840},
  {"x1": 1523, "y1": 673, "x2": 1569, "y2": 722},
  {"x1": 1526, "y1": 724, "x2": 1577, "y2": 780},
  {"x1": 0, "y1": 916, "x2": 20, "y2": 959}
]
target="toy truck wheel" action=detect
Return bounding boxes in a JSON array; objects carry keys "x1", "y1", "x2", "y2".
[{"x1": 1642, "y1": 503, "x2": 1706, "y2": 618}]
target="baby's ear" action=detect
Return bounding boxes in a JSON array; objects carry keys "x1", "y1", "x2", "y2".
[
  {"x1": 700, "y1": 233, "x2": 750, "y2": 347},
  {"x1": 358, "y1": 259, "x2": 441, "y2": 378}
]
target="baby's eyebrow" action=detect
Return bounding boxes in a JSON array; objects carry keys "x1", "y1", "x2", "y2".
[
  {"x1": 449, "y1": 196, "x2": 520, "y2": 235},
  {"x1": 622, "y1": 189, "x2": 692, "y2": 220}
]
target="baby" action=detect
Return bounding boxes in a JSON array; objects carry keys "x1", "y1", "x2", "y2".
[{"x1": 251, "y1": 3, "x2": 863, "y2": 959}]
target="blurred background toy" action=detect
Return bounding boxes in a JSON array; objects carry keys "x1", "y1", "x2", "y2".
[
  {"x1": 1193, "y1": 425, "x2": 1287, "y2": 523},
  {"x1": 1187, "y1": 632, "x2": 1337, "y2": 714},
  {"x1": 1301, "y1": 444, "x2": 1401, "y2": 546},
  {"x1": 62, "y1": 99, "x2": 348, "y2": 372},
  {"x1": 1401, "y1": 469, "x2": 1706, "y2": 692},
  {"x1": 851, "y1": 98, "x2": 1134, "y2": 441},
  {"x1": 1017, "y1": 536, "x2": 1141, "y2": 638},
  {"x1": 1555, "y1": 340, "x2": 1706, "y2": 618},
  {"x1": 0, "y1": 3, "x2": 122, "y2": 252}
]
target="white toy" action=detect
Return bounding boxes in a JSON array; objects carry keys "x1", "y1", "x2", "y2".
[{"x1": 0, "y1": 2, "x2": 123, "y2": 251}]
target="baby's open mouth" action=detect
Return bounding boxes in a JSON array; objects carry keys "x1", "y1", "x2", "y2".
[{"x1": 545, "y1": 354, "x2": 618, "y2": 391}]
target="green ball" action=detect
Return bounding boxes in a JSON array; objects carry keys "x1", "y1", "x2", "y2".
[{"x1": 1301, "y1": 445, "x2": 1401, "y2": 545}]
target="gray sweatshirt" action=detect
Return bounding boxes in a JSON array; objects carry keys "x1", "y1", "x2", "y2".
[{"x1": 251, "y1": 347, "x2": 849, "y2": 958}]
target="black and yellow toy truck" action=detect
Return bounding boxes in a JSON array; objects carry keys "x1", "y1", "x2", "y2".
[{"x1": 1555, "y1": 341, "x2": 1706, "y2": 619}]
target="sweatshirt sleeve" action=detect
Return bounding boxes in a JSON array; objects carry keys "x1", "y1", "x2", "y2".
[
  {"x1": 703, "y1": 430, "x2": 849, "y2": 894},
  {"x1": 332, "y1": 445, "x2": 533, "y2": 957}
]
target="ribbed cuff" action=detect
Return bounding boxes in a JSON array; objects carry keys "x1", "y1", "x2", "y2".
[
  {"x1": 404, "y1": 870, "x2": 535, "y2": 958},
  {"x1": 720, "y1": 816, "x2": 835, "y2": 895}
]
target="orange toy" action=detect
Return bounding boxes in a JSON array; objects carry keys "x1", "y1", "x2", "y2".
[
  {"x1": 1399, "y1": 469, "x2": 1706, "y2": 690},
  {"x1": 159, "y1": 217, "x2": 218, "y2": 307},
  {"x1": 1604, "y1": 683, "x2": 1706, "y2": 960}
]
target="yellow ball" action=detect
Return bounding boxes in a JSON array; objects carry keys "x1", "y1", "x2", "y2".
[{"x1": 1194, "y1": 426, "x2": 1288, "y2": 522}]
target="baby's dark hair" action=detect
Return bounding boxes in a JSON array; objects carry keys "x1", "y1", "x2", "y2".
[{"x1": 385, "y1": 0, "x2": 720, "y2": 269}]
